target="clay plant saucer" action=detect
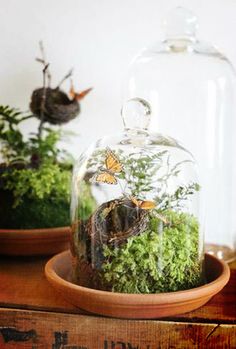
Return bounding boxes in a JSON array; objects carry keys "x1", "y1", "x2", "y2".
[
  {"x1": 45, "y1": 250, "x2": 230, "y2": 319},
  {"x1": 0, "y1": 227, "x2": 71, "y2": 256}
]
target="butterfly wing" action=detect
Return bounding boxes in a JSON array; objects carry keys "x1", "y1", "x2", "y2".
[
  {"x1": 75, "y1": 87, "x2": 93, "y2": 101},
  {"x1": 140, "y1": 200, "x2": 156, "y2": 210},
  {"x1": 95, "y1": 172, "x2": 117, "y2": 185},
  {"x1": 130, "y1": 196, "x2": 156, "y2": 210},
  {"x1": 105, "y1": 149, "x2": 123, "y2": 173}
]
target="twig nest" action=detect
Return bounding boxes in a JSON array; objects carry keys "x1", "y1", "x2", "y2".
[
  {"x1": 87, "y1": 198, "x2": 149, "y2": 247},
  {"x1": 73, "y1": 198, "x2": 149, "y2": 289},
  {"x1": 30, "y1": 87, "x2": 80, "y2": 125}
]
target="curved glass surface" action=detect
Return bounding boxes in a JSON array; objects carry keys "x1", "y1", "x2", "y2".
[
  {"x1": 124, "y1": 7, "x2": 236, "y2": 262},
  {"x1": 71, "y1": 99, "x2": 205, "y2": 293}
]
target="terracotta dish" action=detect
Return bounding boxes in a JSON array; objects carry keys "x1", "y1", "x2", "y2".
[
  {"x1": 0, "y1": 227, "x2": 71, "y2": 256},
  {"x1": 45, "y1": 251, "x2": 230, "y2": 319}
]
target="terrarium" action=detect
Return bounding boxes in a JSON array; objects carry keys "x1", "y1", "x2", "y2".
[
  {"x1": 124, "y1": 7, "x2": 236, "y2": 262},
  {"x1": 71, "y1": 98, "x2": 205, "y2": 293}
]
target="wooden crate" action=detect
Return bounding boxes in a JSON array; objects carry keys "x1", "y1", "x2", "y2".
[{"x1": 0, "y1": 254, "x2": 235, "y2": 349}]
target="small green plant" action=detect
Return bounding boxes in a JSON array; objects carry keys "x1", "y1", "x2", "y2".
[
  {"x1": 87, "y1": 148, "x2": 200, "y2": 211},
  {"x1": 2, "y1": 163, "x2": 71, "y2": 207},
  {"x1": 101, "y1": 210, "x2": 203, "y2": 293},
  {"x1": 0, "y1": 105, "x2": 33, "y2": 162},
  {"x1": 0, "y1": 105, "x2": 72, "y2": 228}
]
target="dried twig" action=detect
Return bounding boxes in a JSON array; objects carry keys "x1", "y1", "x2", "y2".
[
  {"x1": 56, "y1": 68, "x2": 73, "y2": 89},
  {"x1": 36, "y1": 41, "x2": 50, "y2": 138},
  {"x1": 36, "y1": 41, "x2": 51, "y2": 87}
]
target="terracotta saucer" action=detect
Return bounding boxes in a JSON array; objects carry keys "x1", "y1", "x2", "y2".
[
  {"x1": 0, "y1": 227, "x2": 71, "y2": 256},
  {"x1": 45, "y1": 251, "x2": 230, "y2": 319}
]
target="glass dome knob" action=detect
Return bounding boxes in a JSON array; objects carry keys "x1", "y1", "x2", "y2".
[
  {"x1": 121, "y1": 98, "x2": 151, "y2": 133},
  {"x1": 163, "y1": 7, "x2": 198, "y2": 40}
]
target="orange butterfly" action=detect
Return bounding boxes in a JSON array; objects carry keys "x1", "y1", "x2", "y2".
[
  {"x1": 70, "y1": 81, "x2": 92, "y2": 101},
  {"x1": 130, "y1": 196, "x2": 156, "y2": 210},
  {"x1": 131, "y1": 196, "x2": 168, "y2": 223},
  {"x1": 94, "y1": 148, "x2": 123, "y2": 185}
]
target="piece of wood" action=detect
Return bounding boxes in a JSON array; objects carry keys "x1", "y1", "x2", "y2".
[
  {"x1": 0, "y1": 307, "x2": 235, "y2": 349},
  {"x1": 0, "y1": 255, "x2": 76, "y2": 314},
  {"x1": 0, "y1": 255, "x2": 235, "y2": 323}
]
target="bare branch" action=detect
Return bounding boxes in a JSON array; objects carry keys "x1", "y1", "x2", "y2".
[
  {"x1": 37, "y1": 41, "x2": 49, "y2": 138},
  {"x1": 36, "y1": 41, "x2": 52, "y2": 87},
  {"x1": 36, "y1": 58, "x2": 45, "y2": 64},
  {"x1": 43, "y1": 63, "x2": 50, "y2": 74},
  {"x1": 56, "y1": 68, "x2": 74, "y2": 88},
  {"x1": 39, "y1": 40, "x2": 46, "y2": 62}
]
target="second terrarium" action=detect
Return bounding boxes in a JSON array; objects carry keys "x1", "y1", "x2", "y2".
[{"x1": 71, "y1": 99, "x2": 204, "y2": 293}]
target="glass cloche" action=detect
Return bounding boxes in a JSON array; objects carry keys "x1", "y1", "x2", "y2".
[
  {"x1": 124, "y1": 7, "x2": 236, "y2": 262},
  {"x1": 70, "y1": 98, "x2": 205, "y2": 293}
]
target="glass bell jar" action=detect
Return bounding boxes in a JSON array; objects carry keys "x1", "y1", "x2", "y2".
[
  {"x1": 71, "y1": 98, "x2": 205, "y2": 294},
  {"x1": 124, "y1": 7, "x2": 236, "y2": 262}
]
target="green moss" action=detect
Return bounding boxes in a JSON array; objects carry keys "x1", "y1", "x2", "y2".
[
  {"x1": 101, "y1": 210, "x2": 203, "y2": 293},
  {"x1": 0, "y1": 164, "x2": 70, "y2": 228},
  {"x1": 2, "y1": 163, "x2": 71, "y2": 207},
  {"x1": 0, "y1": 195, "x2": 70, "y2": 229},
  {"x1": 0, "y1": 100, "x2": 97, "y2": 229},
  {"x1": 0, "y1": 167, "x2": 96, "y2": 229}
]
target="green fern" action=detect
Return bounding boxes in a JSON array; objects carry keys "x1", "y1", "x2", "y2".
[
  {"x1": 0, "y1": 105, "x2": 75, "y2": 228},
  {"x1": 0, "y1": 106, "x2": 32, "y2": 162}
]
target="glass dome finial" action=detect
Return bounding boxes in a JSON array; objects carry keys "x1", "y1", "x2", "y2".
[
  {"x1": 121, "y1": 98, "x2": 151, "y2": 132},
  {"x1": 163, "y1": 7, "x2": 198, "y2": 40}
]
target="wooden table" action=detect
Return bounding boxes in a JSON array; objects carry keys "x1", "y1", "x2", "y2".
[{"x1": 0, "y1": 254, "x2": 235, "y2": 349}]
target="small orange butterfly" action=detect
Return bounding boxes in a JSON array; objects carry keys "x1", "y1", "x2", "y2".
[
  {"x1": 131, "y1": 196, "x2": 168, "y2": 223},
  {"x1": 70, "y1": 81, "x2": 92, "y2": 101},
  {"x1": 94, "y1": 148, "x2": 123, "y2": 185},
  {"x1": 130, "y1": 196, "x2": 156, "y2": 210}
]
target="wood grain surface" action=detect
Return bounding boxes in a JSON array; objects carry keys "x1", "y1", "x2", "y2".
[
  {"x1": 0, "y1": 255, "x2": 235, "y2": 348},
  {"x1": 0, "y1": 308, "x2": 235, "y2": 349}
]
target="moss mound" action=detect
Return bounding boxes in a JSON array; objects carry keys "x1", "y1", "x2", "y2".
[
  {"x1": 101, "y1": 210, "x2": 204, "y2": 293},
  {"x1": 0, "y1": 193, "x2": 70, "y2": 229}
]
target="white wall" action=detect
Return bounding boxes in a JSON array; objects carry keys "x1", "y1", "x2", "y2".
[{"x1": 0, "y1": 0, "x2": 236, "y2": 156}]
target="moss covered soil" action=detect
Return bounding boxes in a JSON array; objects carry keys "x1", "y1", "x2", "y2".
[{"x1": 101, "y1": 210, "x2": 204, "y2": 293}]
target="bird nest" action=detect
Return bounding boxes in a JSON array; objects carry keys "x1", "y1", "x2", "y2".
[
  {"x1": 73, "y1": 197, "x2": 149, "y2": 289},
  {"x1": 30, "y1": 42, "x2": 91, "y2": 125},
  {"x1": 30, "y1": 87, "x2": 80, "y2": 125}
]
